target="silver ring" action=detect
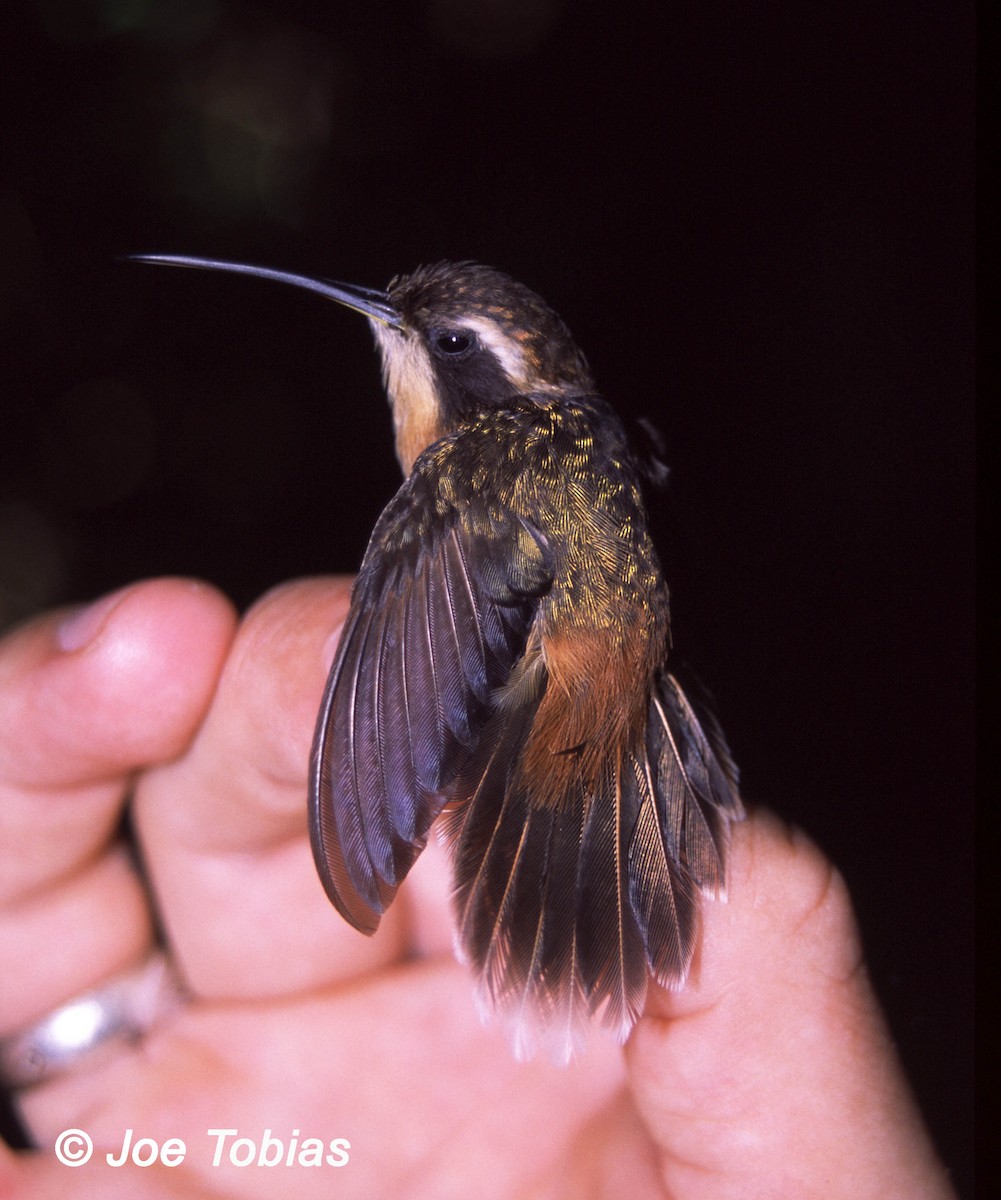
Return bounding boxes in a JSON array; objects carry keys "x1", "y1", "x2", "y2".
[{"x1": 0, "y1": 950, "x2": 185, "y2": 1090}]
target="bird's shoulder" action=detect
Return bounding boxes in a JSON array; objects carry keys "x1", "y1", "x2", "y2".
[{"x1": 419, "y1": 392, "x2": 642, "y2": 509}]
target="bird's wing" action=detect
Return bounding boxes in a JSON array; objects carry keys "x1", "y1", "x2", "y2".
[{"x1": 308, "y1": 465, "x2": 553, "y2": 935}]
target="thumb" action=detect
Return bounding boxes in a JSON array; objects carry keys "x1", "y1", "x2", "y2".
[{"x1": 625, "y1": 810, "x2": 955, "y2": 1200}]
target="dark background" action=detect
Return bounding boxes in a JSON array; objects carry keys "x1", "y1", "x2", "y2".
[{"x1": 1, "y1": 0, "x2": 974, "y2": 1191}]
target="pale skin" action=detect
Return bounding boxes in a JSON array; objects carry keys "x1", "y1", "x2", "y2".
[{"x1": 0, "y1": 577, "x2": 955, "y2": 1199}]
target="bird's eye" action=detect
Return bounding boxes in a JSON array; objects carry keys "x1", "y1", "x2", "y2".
[{"x1": 431, "y1": 329, "x2": 475, "y2": 358}]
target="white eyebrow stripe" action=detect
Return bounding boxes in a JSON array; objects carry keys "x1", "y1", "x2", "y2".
[{"x1": 455, "y1": 315, "x2": 528, "y2": 385}]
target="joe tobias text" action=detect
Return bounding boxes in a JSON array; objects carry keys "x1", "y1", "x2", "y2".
[{"x1": 62, "y1": 1127, "x2": 352, "y2": 1169}]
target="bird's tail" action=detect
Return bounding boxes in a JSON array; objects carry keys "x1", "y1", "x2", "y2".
[{"x1": 446, "y1": 670, "x2": 743, "y2": 1063}]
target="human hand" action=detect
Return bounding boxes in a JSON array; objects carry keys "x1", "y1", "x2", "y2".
[{"x1": 0, "y1": 578, "x2": 955, "y2": 1198}]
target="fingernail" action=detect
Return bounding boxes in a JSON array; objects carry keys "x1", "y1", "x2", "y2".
[{"x1": 57, "y1": 587, "x2": 130, "y2": 652}]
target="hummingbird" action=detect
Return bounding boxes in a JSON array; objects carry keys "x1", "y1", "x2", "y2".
[{"x1": 132, "y1": 254, "x2": 743, "y2": 1061}]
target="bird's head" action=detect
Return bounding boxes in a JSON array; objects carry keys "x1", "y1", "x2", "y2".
[{"x1": 373, "y1": 261, "x2": 593, "y2": 470}]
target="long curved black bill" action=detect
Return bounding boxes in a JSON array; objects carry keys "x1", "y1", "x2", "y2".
[{"x1": 128, "y1": 254, "x2": 402, "y2": 329}]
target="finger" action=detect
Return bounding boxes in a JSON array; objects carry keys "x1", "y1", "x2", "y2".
[
  {"x1": 133, "y1": 578, "x2": 411, "y2": 1001},
  {"x1": 626, "y1": 810, "x2": 954, "y2": 1199},
  {"x1": 0, "y1": 579, "x2": 236, "y2": 1030}
]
